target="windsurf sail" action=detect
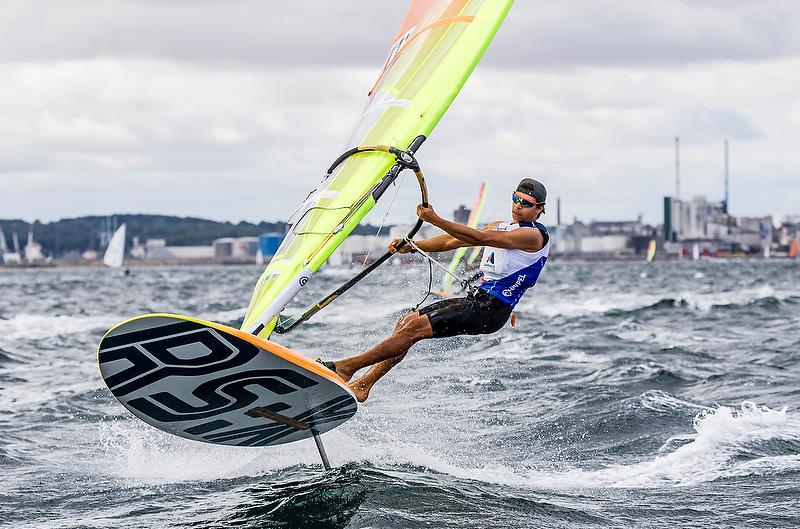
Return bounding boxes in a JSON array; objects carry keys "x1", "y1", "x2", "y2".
[
  {"x1": 103, "y1": 223, "x2": 126, "y2": 269},
  {"x1": 440, "y1": 181, "x2": 488, "y2": 294},
  {"x1": 645, "y1": 239, "x2": 656, "y2": 263},
  {"x1": 242, "y1": 0, "x2": 514, "y2": 338}
]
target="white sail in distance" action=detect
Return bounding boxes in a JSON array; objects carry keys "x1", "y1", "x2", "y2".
[{"x1": 103, "y1": 223, "x2": 127, "y2": 269}]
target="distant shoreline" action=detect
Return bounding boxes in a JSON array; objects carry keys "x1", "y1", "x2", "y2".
[{"x1": 1, "y1": 254, "x2": 795, "y2": 269}]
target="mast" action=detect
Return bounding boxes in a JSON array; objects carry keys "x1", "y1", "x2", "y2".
[
  {"x1": 675, "y1": 136, "x2": 681, "y2": 199},
  {"x1": 557, "y1": 197, "x2": 561, "y2": 226}
]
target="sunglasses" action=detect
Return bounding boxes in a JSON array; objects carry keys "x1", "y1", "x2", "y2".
[{"x1": 512, "y1": 193, "x2": 543, "y2": 208}]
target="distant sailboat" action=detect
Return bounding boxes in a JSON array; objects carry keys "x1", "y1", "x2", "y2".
[
  {"x1": 645, "y1": 239, "x2": 656, "y2": 264},
  {"x1": 790, "y1": 238, "x2": 798, "y2": 259},
  {"x1": 24, "y1": 229, "x2": 44, "y2": 263},
  {"x1": 692, "y1": 243, "x2": 700, "y2": 261},
  {"x1": 103, "y1": 223, "x2": 127, "y2": 270}
]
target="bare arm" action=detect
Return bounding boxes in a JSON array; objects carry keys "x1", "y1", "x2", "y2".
[
  {"x1": 389, "y1": 222, "x2": 501, "y2": 254},
  {"x1": 417, "y1": 204, "x2": 543, "y2": 252}
]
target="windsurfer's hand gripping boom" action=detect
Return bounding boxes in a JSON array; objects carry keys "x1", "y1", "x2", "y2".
[{"x1": 389, "y1": 204, "x2": 500, "y2": 254}]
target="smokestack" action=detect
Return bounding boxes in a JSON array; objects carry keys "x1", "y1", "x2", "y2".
[
  {"x1": 557, "y1": 197, "x2": 561, "y2": 225},
  {"x1": 675, "y1": 136, "x2": 681, "y2": 199},
  {"x1": 724, "y1": 140, "x2": 729, "y2": 213}
]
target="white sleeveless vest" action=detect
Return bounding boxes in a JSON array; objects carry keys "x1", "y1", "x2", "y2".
[{"x1": 478, "y1": 221, "x2": 550, "y2": 306}]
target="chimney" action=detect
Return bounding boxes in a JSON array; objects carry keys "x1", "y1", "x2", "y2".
[
  {"x1": 557, "y1": 197, "x2": 561, "y2": 225},
  {"x1": 724, "y1": 140, "x2": 729, "y2": 213}
]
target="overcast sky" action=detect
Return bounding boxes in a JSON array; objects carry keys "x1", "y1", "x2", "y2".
[{"x1": 2, "y1": 0, "x2": 799, "y2": 227}]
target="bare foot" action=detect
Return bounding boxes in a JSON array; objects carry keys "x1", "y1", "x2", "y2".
[
  {"x1": 334, "y1": 362, "x2": 355, "y2": 382},
  {"x1": 331, "y1": 360, "x2": 356, "y2": 382},
  {"x1": 316, "y1": 359, "x2": 353, "y2": 382},
  {"x1": 347, "y1": 379, "x2": 370, "y2": 403}
]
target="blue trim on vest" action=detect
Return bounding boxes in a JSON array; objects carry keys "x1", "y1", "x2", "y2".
[
  {"x1": 534, "y1": 221, "x2": 549, "y2": 246},
  {"x1": 477, "y1": 220, "x2": 549, "y2": 307},
  {"x1": 518, "y1": 220, "x2": 549, "y2": 246},
  {"x1": 479, "y1": 255, "x2": 547, "y2": 307}
]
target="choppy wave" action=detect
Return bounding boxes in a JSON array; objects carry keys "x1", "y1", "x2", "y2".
[
  {"x1": 3, "y1": 262, "x2": 800, "y2": 529},
  {"x1": 343, "y1": 402, "x2": 800, "y2": 491},
  {"x1": 532, "y1": 285, "x2": 796, "y2": 318},
  {"x1": 79, "y1": 400, "x2": 798, "y2": 493}
]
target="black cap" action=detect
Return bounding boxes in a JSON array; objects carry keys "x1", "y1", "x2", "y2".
[{"x1": 516, "y1": 178, "x2": 546, "y2": 204}]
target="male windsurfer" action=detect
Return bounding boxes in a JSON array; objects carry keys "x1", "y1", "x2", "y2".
[{"x1": 322, "y1": 178, "x2": 549, "y2": 402}]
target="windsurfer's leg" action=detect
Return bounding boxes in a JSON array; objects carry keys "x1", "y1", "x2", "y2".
[
  {"x1": 334, "y1": 311, "x2": 432, "y2": 382},
  {"x1": 347, "y1": 352, "x2": 406, "y2": 403}
]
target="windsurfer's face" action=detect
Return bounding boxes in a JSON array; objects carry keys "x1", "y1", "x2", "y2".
[{"x1": 511, "y1": 191, "x2": 543, "y2": 222}]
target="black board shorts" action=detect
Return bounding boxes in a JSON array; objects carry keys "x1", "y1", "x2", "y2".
[{"x1": 419, "y1": 289, "x2": 513, "y2": 338}]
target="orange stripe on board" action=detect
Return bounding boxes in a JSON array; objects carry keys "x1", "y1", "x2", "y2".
[
  {"x1": 124, "y1": 313, "x2": 350, "y2": 388},
  {"x1": 210, "y1": 320, "x2": 347, "y2": 385},
  {"x1": 368, "y1": 15, "x2": 475, "y2": 96}
]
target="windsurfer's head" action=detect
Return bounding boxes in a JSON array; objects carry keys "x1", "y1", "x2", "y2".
[{"x1": 512, "y1": 178, "x2": 546, "y2": 222}]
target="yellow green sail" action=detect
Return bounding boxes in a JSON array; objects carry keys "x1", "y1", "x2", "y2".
[
  {"x1": 440, "y1": 180, "x2": 488, "y2": 294},
  {"x1": 242, "y1": 0, "x2": 514, "y2": 338}
]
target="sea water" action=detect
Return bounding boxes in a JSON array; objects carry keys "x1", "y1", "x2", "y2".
[{"x1": 1, "y1": 261, "x2": 799, "y2": 528}]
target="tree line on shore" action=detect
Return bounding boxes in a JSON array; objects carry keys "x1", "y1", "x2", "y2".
[{"x1": 0, "y1": 214, "x2": 385, "y2": 258}]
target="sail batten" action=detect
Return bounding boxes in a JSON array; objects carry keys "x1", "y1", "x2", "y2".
[{"x1": 242, "y1": 0, "x2": 514, "y2": 338}]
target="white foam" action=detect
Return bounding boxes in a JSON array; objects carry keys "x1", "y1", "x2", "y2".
[
  {"x1": 716, "y1": 454, "x2": 800, "y2": 480},
  {"x1": 0, "y1": 313, "x2": 121, "y2": 340},
  {"x1": 564, "y1": 350, "x2": 594, "y2": 363},
  {"x1": 524, "y1": 284, "x2": 793, "y2": 318},
  {"x1": 336, "y1": 401, "x2": 800, "y2": 490},
  {"x1": 75, "y1": 399, "x2": 800, "y2": 492},
  {"x1": 93, "y1": 420, "x2": 319, "y2": 484},
  {"x1": 530, "y1": 291, "x2": 659, "y2": 317},
  {"x1": 574, "y1": 401, "x2": 797, "y2": 488},
  {"x1": 638, "y1": 390, "x2": 711, "y2": 414},
  {"x1": 675, "y1": 285, "x2": 779, "y2": 312}
]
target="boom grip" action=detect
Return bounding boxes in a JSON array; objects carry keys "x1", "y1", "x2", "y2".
[{"x1": 273, "y1": 140, "x2": 428, "y2": 334}]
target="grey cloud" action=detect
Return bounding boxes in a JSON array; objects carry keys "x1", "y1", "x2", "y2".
[
  {"x1": 4, "y1": 1, "x2": 800, "y2": 69},
  {"x1": 0, "y1": 0, "x2": 403, "y2": 66},
  {"x1": 2, "y1": 1, "x2": 800, "y2": 225},
  {"x1": 488, "y1": 1, "x2": 800, "y2": 69}
]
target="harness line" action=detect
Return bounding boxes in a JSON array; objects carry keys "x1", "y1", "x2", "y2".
[{"x1": 403, "y1": 237, "x2": 464, "y2": 282}]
